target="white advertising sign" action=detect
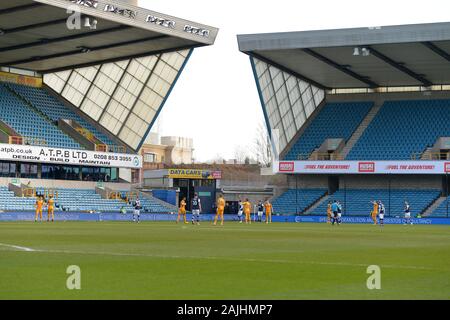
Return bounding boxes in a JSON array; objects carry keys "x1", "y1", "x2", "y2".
[
  {"x1": 276, "y1": 161, "x2": 450, "y2": 175},
  {"x1": 0, "y1": 143, "x2": 142, "y2": 169}
]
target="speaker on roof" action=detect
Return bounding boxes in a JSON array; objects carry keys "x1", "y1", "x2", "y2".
[{"x1": 84, "y1": 17, "x2": 97, "y2": 30}]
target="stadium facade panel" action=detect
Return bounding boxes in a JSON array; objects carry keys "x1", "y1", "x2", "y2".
[
  {"x1": 250, "y1": 57, "x2": 325, "y2": 156},
  {"x1": 44, "y1": 49, "x2": 192, "y2": 151}
]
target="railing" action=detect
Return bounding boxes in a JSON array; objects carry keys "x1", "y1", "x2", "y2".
[
  {"x1": 22, "y1": 188, "x2": 35, "y2": 198},
  {"x1": 22, "y1": 187, "x2": 58, "y2": 199},
  {"x1": 23, "y1": 136, "x2": 47, "y2": 146},
  {"x1": 43, "y1": 189, "x2": 58, "y2": 200},
  {"x1": 411, "y1": 152, "x2": 450, "y2": 160},
  {"x1": 297, "y1": 152, "x2": 344, "y2": 161},
  {"x1": 8, "y1": 135, "x2": 23, "y2": 145},
  {"x1": 108, "y1": 191, "x2": 124, "y2": 200},
  {"x1": 75, "y1": 127, "x2": 93, "y2": 140},
  {"x1": 0, "y1": 120, "x2": 23, "y2": 145},
  {"x1": 72, "y1": 124, "x2": 127, "y2": 153},
  {"x1": 107, "y1": 191, "x2": 138, "y2": 203},
  {"x1": 95, "y1": 144, "x2": 107, "y2": 152},
  {"x1": 108, "y1": 145, "x2": 127, "y2": 154},
  {"x1": 124, "y1": 191, "x2": 139, "y2": 202}
]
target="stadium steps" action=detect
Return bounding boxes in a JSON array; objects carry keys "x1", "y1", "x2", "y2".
[
  {"x1": 422, "y1": 196, "x2": 447, "y2": 217},
  {"x1": 302, "y1": 193, "x2": 329, "y2": 215},
  {"x1": 341, "y1": 101, "x2": 383, "y2": 159},
  {"x1": 346, "y1": 99, "x2": 450, "y2": 160},
  {"x1": 421, "y1": 147, "x2": 433, "y2": 160},
  {"x1": 308, "y1": 148, "x2": 320, "y2": 160},
  {"x1": 7, "y1": 83, "x2": 127, "y2": 152},
  {"x1": 0, "y1": 83, "x2": 82, "y2": 149},
  {"x1": 283, "y1": 102, "x2": 373, "y2": 160},
  {"x1": 272, "y1": 189, "x2": 328, "y2": 214}
]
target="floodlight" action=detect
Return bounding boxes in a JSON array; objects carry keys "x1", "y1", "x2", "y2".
[{"x1": 361, "y1": 47, "x2": 370, "y2": 56}]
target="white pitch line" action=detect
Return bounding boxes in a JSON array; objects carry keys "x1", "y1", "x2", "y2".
[{"x1": 0, "y1": 243, "x2": 36, "y2": 252}]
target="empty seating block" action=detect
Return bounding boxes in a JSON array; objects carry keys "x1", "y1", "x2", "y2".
[
  {"x1": 0, "y1": 186, "x2": 35, "y2": 211},
  {"x1": 310, "y1": 189, "x2": 440, "y2": 216},
  {"x1": 35, "y1": 188, "x2": 134, "y2": 213},
  {"x1": 7, "y1": 83, "x2": 117, "y2": 149},
  {"x1": 430, "y1": 197, "x2": 450, "y2": 217},
  {"x1": 284, "y1": 102, "x2": 373, "y2": 160},
  {"x1": 0, "y1": 84, "x2": 82, "y2": 149},
  {"x1": 272, "y1": 189, "x2": 327, "y2": 214},
  {"x1": 0, "y1": 187, "x2": 174, "y2": 214},
  {"x1": 120, "y1": 192, "x2": 174, "y2": 214},
  {"x1": 347, "y1": 99, "x2": 450, "y2": 160}
]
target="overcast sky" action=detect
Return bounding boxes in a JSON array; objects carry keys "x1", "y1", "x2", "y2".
[{"x1": 138, "y1": 0, "x2": 450, "y2": 162}]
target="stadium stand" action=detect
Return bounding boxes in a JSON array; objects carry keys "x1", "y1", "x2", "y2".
[
  {"x1": 5, "y1": 83, "x2": 119, "y2": 150},
  {"x1": 272, "y1": 189, "x2": 327, "y2": 214},
  {"x1": 0, "y1": 186, "x2": 36, "y2": 211},
  {"x1": 284, "y1": 102, "x2": 373, "y2": 160},
  {"x1": 310, "y1": 189, "x2": 441, "y2": 216},
  {"x1": 35, "y1": 188, "x2": 133, "y2": 212},
  {"x1": 0, "y1": 84, "x2": 82, "y2": 149},
  {"x1": 346, "y1": 99, "x2": 450, "y2": 160},
  {"x1": 0, "y1": 187, "x2": 173, "y2": 213},
  {"x1": 430, "y1": 197, "x2": 450, "y2": 217},
  {"x1": 121, "y1": 192, "x2": 175, "y2": 214}
]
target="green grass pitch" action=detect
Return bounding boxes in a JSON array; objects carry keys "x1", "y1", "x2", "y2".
[{"x1": 0, "y1": 221, "x2": 449, "y2": 300}]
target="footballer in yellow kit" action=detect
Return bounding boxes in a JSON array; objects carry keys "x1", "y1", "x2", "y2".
[
  {"x1": 264, "y1": 199, "x2": 273, "y2": 224},
  {"x1": 242, "y1": 199, "x2": 252, "y2": 224},
  {"x1": 35, "y1": 196, "x2": 44, "y2": 222},
  {"x1": 177, "y1": 197, "x2": 188, "y2": 224},
  {"x1": 213, "y1": 194, "x2": 226, "y2": 226},
  {"x1": 47, "y1": 195, "x2": 55, "y2": 222},
  {"x1": 370, "y1": 200, "x2": 379, "y2": 225},
  {"x1": 326, "y1": 202, "x2": 332, "y2": 223}
]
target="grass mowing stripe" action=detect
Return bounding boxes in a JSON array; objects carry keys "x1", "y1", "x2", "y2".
[{"x1": 0, "y1": 222, "x2": 449, "y2": 299}]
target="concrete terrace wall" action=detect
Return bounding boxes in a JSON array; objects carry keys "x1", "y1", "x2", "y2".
[
  {"x1": 282, "y1": 174, "x2": 443, "y2": 190},
  {"x1": 339, "y1": 175, "x2": 442, "y2": 190},
  {"x1": 287, "y1": 175, "x2": 329, "y2": 189}
]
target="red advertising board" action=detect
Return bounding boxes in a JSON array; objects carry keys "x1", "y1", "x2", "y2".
[
  {"x1": 445, "y1": 163, "x2": 450, "y2": 173},
  {"x1": 358, "y1": 162, "x2": 375, "y2": 173},
  {"x1": 279, "y1": 162, "x2": 295, "y2": 172}
]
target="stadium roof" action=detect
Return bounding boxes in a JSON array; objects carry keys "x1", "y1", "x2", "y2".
[
  {"x1": 237, "y1": 22, "x2": 450, "y2": 90},
  {"x1": 0, "y1": 0, "x2": 218, "y2": 153},
  {"x1": 0, "y1": 0, "x2": 218, "y2": 73}
]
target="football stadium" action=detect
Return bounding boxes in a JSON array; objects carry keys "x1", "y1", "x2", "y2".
[
  {"x1": 0, "y1": 0, "x2": 449, "y2": 302},
  {"x1": 238, "y1": 22, "x2": 450, "y2": 223}
]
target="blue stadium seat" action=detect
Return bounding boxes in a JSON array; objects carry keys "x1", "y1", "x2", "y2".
[
  {"x1": 6, "y1": 83, "x2": 118, "y2": 150},
  {"x1": 284, "y1": 102, "x2": 373, "y2": 160},
  {"x1": 430, "y1": 197, "x2": 450, "y2": 217},
  {"x1": 272, "y1": 189, "x2": 327, "y2": 214},
  {"x1": 347, "y1": 100, "x2": 450, "y2": 160},
  {"x1": 0, "y1": 84, "x2": 82, "y2": 149},
  {"x1": 310, "y1": 189, "x2": 440, "y2": 216},
  {"x1": 0, "y1": 187, "x2": 173, "y2": 213}
]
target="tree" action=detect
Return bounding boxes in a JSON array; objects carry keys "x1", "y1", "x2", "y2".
[
  {"x1": 233, "y1": 145, "x2": 249, "y2": 164},
  {"x1": 253, "y1": 122, "x2": 272, "y2": 167},
  {"x1": 210, "y1": 153, "x2": 225, "y2": 164}
]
